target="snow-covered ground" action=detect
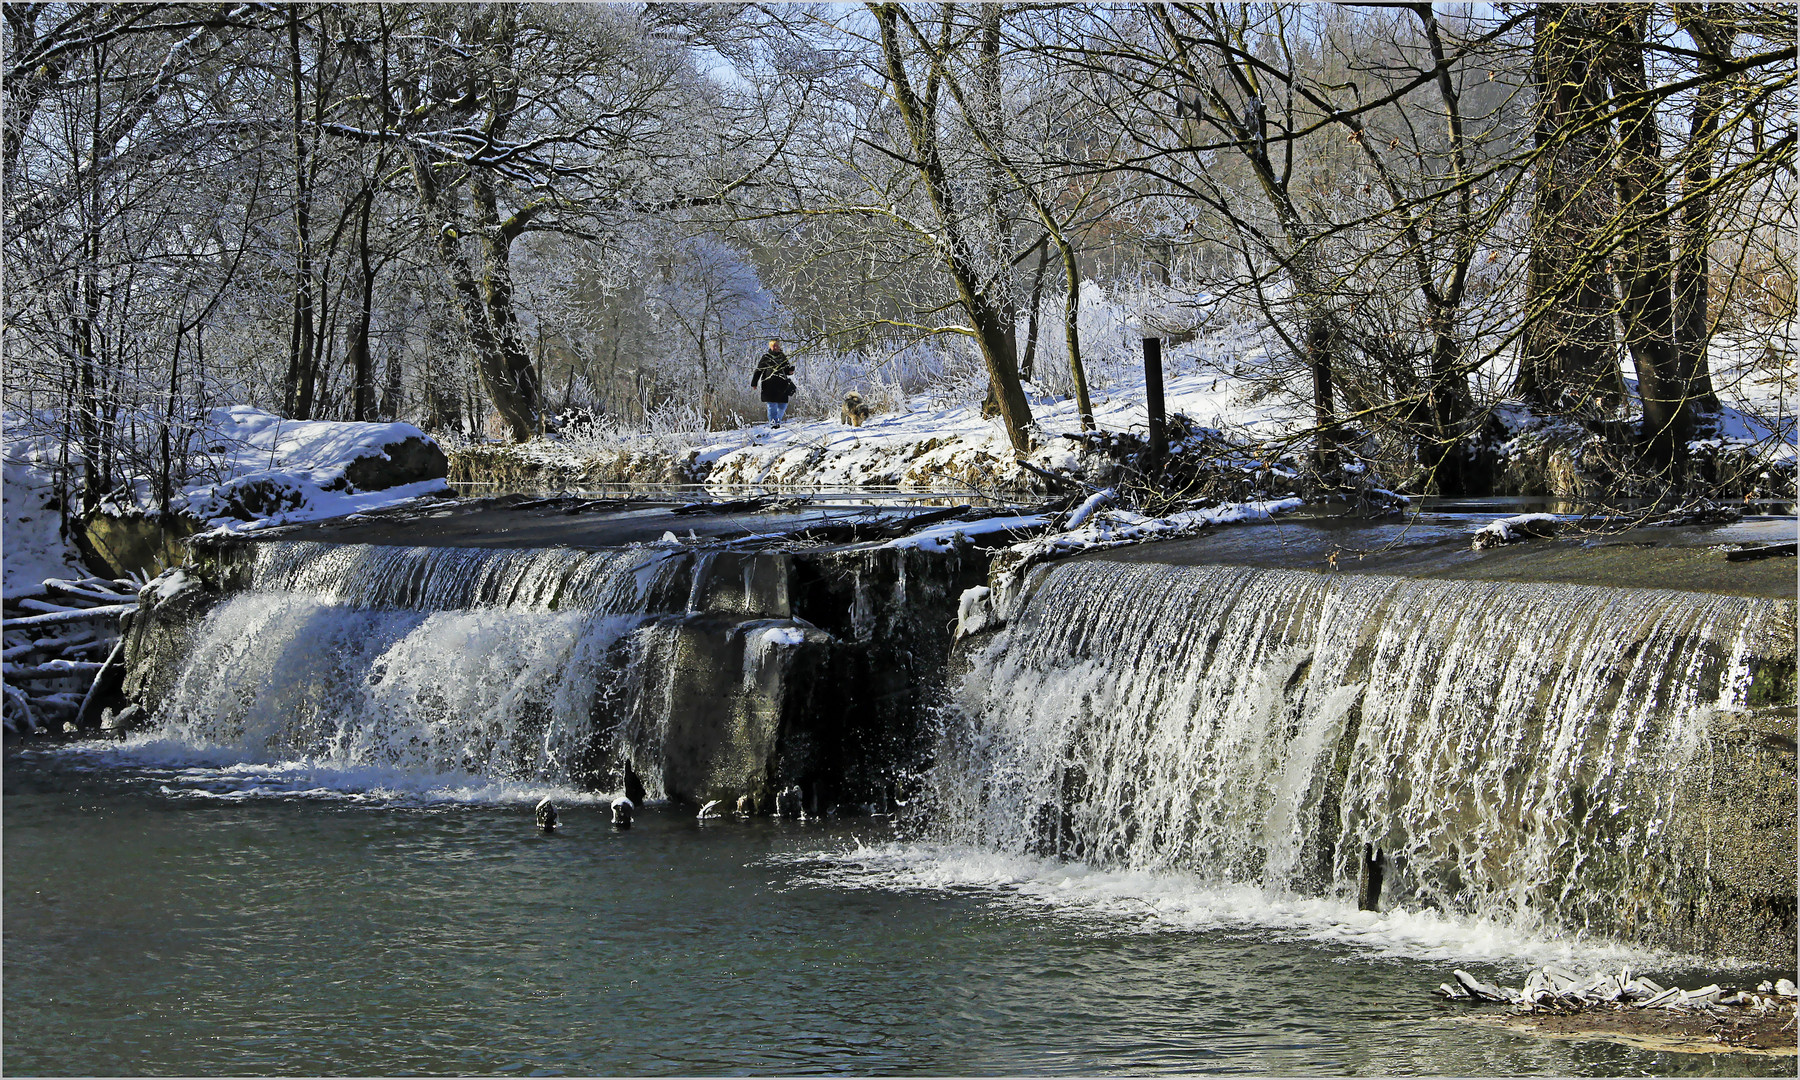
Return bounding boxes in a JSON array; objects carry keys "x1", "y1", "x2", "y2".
[
  {"x1": 174, "y1": 406, "x2": 451, "y2": 536},
  {"x1": 517, "y1": 317, "x2": 1796, "y2": 497},
  {"x1": 3, "y1": 409, "x2": 451, "y2": 591},
  {"x1": 521, "y1": 353, "x2": 1311, "y2": 495},
  {"x1": 2, "y1": 423, "x2": 90, "y2": 596}
]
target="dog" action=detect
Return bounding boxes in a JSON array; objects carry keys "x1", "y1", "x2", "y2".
[{"x1": 840, "y1": 391, "x2": 872, "y2": 427}]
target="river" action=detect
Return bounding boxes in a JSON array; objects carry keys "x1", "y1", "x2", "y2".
[{"x1": 5, "y1": 743, "x2": 1787, "y2": 1076}]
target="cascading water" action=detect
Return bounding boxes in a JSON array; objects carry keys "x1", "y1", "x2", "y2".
[
  {"x1": 931, "y1": 559, "x2": 1784, "y2": 948},
  {"x1": 148, "y1": 541, "x2": 717, "y2": 796}
]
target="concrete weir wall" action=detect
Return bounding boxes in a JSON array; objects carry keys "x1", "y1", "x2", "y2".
[{"x1": 123, "y1": 538, "x2": 989, "y2": 816}]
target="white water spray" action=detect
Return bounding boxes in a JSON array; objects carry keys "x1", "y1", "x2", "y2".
[
  {"x1": 150, "y1": 542, "x2": 692, "y2": 794},
  {"x1": 929, "y1": 560, "x2": 1780, "y2": 945}
]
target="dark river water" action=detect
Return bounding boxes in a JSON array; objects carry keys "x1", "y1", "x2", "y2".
[{"x1": 4, "y1": 744, "x2": 1788, "y2": 1076}]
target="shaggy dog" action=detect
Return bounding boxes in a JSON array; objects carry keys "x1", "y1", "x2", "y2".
[{"x1": 840, "y1": 391, "x2": 873, "y2": 427}]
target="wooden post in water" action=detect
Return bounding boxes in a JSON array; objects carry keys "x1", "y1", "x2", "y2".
[{"x1": 1143, "y1": 336, "x2": 1167, "y2": 458}]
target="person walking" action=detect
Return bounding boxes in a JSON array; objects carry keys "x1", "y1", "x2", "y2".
[{"x1": 750, "y1": 339, "x2": 796, "y2": 427}]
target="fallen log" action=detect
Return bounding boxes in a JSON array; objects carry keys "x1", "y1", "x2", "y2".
[
  {"x1": 73, "y1": 639, "x2": 127, "y2": 728},
  {"x1": 3, "y1": 604, "x2": 136, "y2": 630},
  {"x1": 3, "y1": 659, "x2": 109, "y2": 680},
  {"x1": 44, "y1": 579, "x2": 138, "y2": 604}
]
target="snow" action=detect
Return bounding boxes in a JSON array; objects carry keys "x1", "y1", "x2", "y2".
[
  {"x1": 3, "y1": 419, "x2": 90, "y2": 596},
  {"x1": 1063, "y1": 488, "x2": 1116, "y2": 529},
  {"x1": 750, "y1": 625, "x2": 809, "y2": 648},
  {"x1": 684, "y1": 365, "x2": 1302, "y2": 491},
  {"x1": 178, "y1": 407, "x2": 451, "y2": 534},
  {"x1": 5, "y1": 408, "x2": 453, "y2": 589},
  {"x1": 190, "y1": 406, "x2": 429, "y2": 480},
  {"x1": 1008, "y1": 497, "x2": 1307, "y2": 562},
  {"x1": 956, "y1": 585, "x2": 997, "y2": 638},
  {"x1": 189, "y1": 479, "x2": 453, "y2": 538},
  {"x1": 742, "y1": 620, "x2": 820, "y2": 688},
  {"x1": 140, "y1": 566, "x2": 202, "y2": 606},
  {"x1": 1472, "y1": 513, "x2": 1560, "y2": 548},
  {"x1": 529, "y1": 349, "x2": 1311, "y2": 494},
  {"x1": 884, "y1": 514, "x2": 1056, "y2": 553}
]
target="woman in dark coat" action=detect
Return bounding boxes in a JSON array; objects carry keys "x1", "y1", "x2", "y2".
[{"x1": 750, "y1": 340, "x2": 796, "y2": 427}]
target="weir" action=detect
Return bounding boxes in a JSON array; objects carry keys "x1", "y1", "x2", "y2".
[
  {"x1": 939, "y1": 558, "x2": 1796, "y2": 962},
  {"x1": 113, "y1": 508, "x2": 1796, "y2": 962},
  {"x1": 124, "y1": 537, "x2": 983, "y2": 810}
]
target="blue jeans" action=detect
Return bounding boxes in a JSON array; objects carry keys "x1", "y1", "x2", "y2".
[{"x1": 766, "y1": 401, "x2": 788, "y2": 423}]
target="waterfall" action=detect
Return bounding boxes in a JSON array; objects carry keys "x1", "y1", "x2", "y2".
[
  {"x1": 934, "y1": 559, "x2": 1782, "y2": 945},
  {"x1": 149, "y1": 542, "x2": 719, "y2": 795}
]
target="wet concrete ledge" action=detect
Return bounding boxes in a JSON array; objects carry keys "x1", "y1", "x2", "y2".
[
  {"x1": 1078, "y1": 515, "x2": 1798, "y2": 600},
  {"x1": 221, "y1": 493, "x2": 985, "y2": 551}
]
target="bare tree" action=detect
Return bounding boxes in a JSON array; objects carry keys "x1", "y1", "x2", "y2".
[{"x1": 868, "y1": 2, "x2": 1035, "y2": 452}]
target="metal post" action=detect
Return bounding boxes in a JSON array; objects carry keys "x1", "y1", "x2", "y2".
[{"x1": 1143, "y1": 336, "x2": 1167, "y2": 458}]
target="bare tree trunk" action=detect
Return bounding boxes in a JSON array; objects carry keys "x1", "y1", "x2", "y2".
[
  {"x1": 473, "y1": 174, "x2": 542, "y2": 438},
  {"x1": 1519, "y1": 5, "x2": 1626, "y2": 409},
  {"x1": 1307, "y1": 317, "x2": 1337, "y2": 469},
  {"x1": 1019, "y1": 238, "x2": 1050, "y2": 382},
  {"x1": 872, "y1": 3, "x2": 1033, "y2": 452},
  {"x1": 1672, "y1": 3, "x2": 1732, "y2": 413},
  {"x1": 976, "y1": 5, "x2": 1021, "y2": 415},
  {"x1": 379, "y1": 347, "x2": 402, "y2": 421},
  {"x1": 1056, "y1": 236, "x2": 1094, "y2": 430},
  {"x1": 349, "y1": 185, "x2": 378, "y2": 420},
  {"x1": 283, "y1": 6, "x2": 317, "y2": 420},
  {"x1": 407, "y1": 150, "x2": 539, "y2": 442},
  {"x1": 76, "y1": 39, "x2": 105, "y2": 515},
  {"x1": 1601, "y1": 5, "x2": 1691, "y2": 472}
]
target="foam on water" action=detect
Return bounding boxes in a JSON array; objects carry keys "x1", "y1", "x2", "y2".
[
  {"x1": 54, "y1": 738, "x2": 624, "y2": 807},
  {"x1": 777, "y1": 839, "x2": 1747, "y2": 972}
]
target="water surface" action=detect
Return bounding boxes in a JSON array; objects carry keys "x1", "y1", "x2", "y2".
[{"x1": 5, "y1": 746, "x2": 1786, "y2": 1076}]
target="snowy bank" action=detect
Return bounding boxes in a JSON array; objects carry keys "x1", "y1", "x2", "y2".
[
  {"x1": 2, "y1": 421, "x2": 90, "y2": 595},
  {"x1": 176, "y1": 407, "x2": 451, "y2": 535},
  {"x1": 4, "y1": 409, "x2": 453, "y2": 587},
  {"x1": 460, "y1": 364, "x2": 1312, "y2": 496}
]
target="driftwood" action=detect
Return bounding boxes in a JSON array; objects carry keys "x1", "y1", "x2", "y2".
[{"x1": 3, "y1": 576, "x2": 139, "y2": 735}]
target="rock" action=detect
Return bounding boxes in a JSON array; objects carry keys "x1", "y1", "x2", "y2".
[
  {"x1": 341, "y1": 434, "x2": 448, "y2": 492},
  {"x1": 735, "y1": 794, "x2": 754, "y2": 816},
  {"x1": 775, "y1": 784, "x2": 803, "y2": 819},
  {"x1": 1776, "y1": 979, "x2": 1797, "y2": 998},
  {"x1": 1471, "y1": 513, "x2": 1560, "y2": 551},
  {"x1": 611, "y1": 796, "x2": 634, "y2": 827},
  {"x1": 102, "y1": 702, "x2": 144, "y2": 733},
  {"x1": 121, "y1": 568, "x2": 221, "y2": 716},
  {"x1": 78, "y1": 511, "x2": 199, "y2": 584},
  {"x1": 535, "y1": 797, "x2": 557, "y2": 832}
]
